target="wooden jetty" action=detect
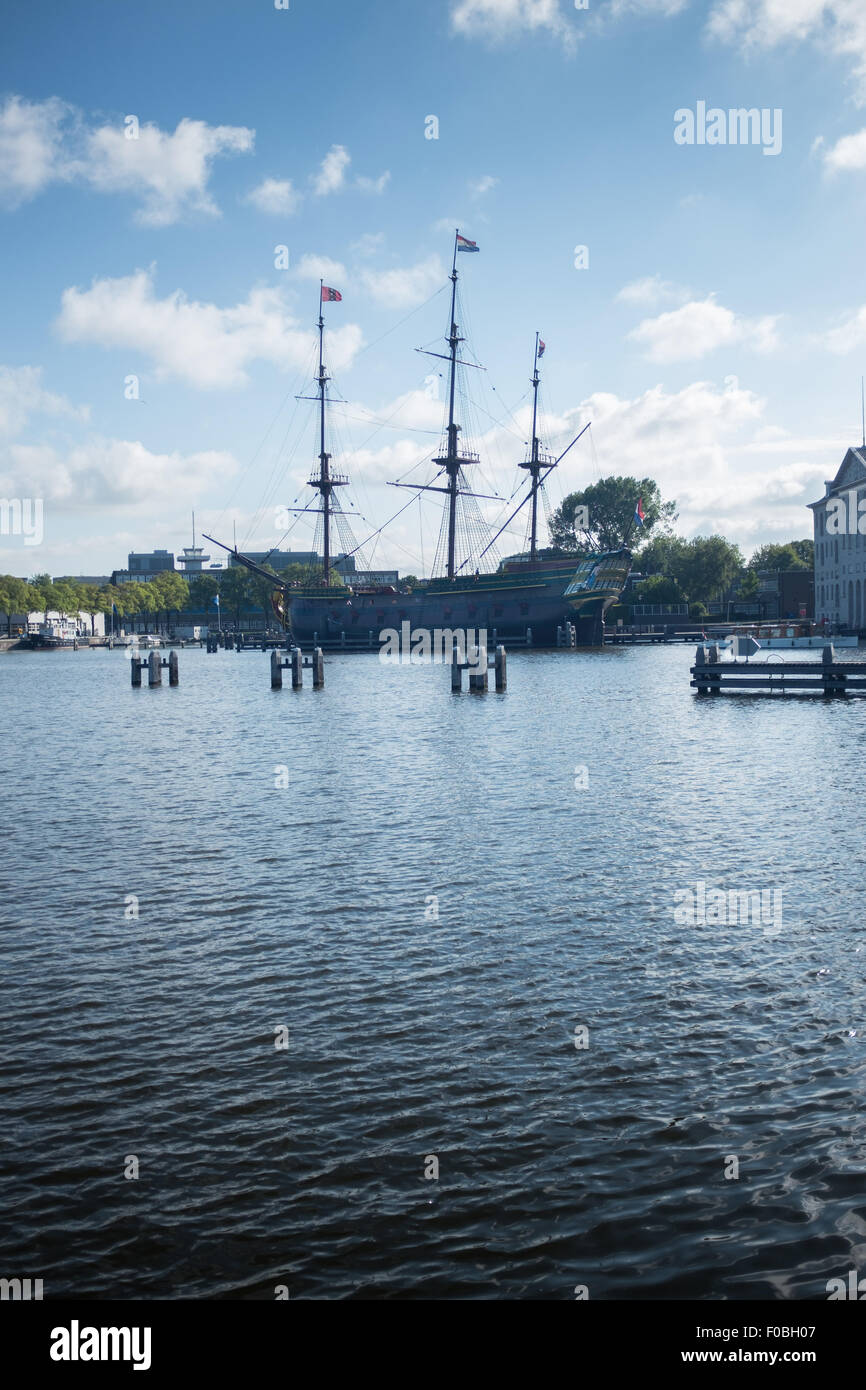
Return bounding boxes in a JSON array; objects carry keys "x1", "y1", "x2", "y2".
[{"x1": 691, "y1": 643, "x2": 866, "y2": 695}]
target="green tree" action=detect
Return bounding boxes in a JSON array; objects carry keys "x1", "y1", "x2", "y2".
[
  {"x1": 218, "y1": 566, "x2": 250, "y2": 625},
  {"x1": 635, "y1": 574, "x2": 681, "y2": 605},
  {"x1": 78, "y1": 585, "x2": 102, "y2": 636},
  {"x1": 188, "y1": 573, "x2": 219, "y2": 610},
  {"x1": 97, "y1": 585, "x2": 119, "y2": 635},
  {"x1": 149, "y1": 571, "x2": 189, "y2": 633},
  {"x1": 677, "y1": 536, "x2": 744, "y2": 605},
  {"x1": 0, "y1": 576, "x2": 35, "y2": 635},
  {"x1": 637, "y1": 534, "x2": 689, "y2": 578},
  {"x1": 632, "y1": 534, "x2": 743, "y2": 606},
  {"x1": 53, "y1": 581, "x2": 84, "y2": 627},
  {"x1": 116, "y1": 582, "x2": 149, "y2": 633},
  {"x1": 245, "y1": 564, "x2": 282, "y2": 625},
  {"x1": 738, "y1": 569, "x2": 759, "y2": 600},
  {"x1": 549, "y1": 476, "x2": 677, "y2": 554},
  {"x1": 748, "y1": 541, "x2": 812, "y2": 571},
  {"x1": 29, "y1": 573, "x2": 54, "y2": 624}
]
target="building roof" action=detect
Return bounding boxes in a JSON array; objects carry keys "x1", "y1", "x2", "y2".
[{"x1": 809, "y1": 446, "x2": 866, "y2": 507}]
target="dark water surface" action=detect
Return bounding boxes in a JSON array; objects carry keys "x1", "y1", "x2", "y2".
[{"x1": 2, "y1": 644, "x2": 865, "y2": 1300}]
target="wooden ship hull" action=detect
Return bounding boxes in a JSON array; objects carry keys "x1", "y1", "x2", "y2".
[{"x1": 283, "y1": 549, "x2": 631, "y2": 647}]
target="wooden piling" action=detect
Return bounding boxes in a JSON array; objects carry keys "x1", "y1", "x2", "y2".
[
  {"x1": 148, "y1": 650, "x2": 161, "y2": 686},
  {"x1": 168, "y1": 651, "x2": 179, "y2": 686},
  {"x1": 494, "y1": 644, "x2": 507, "y2": 691},
  {"x1": 131, "y1": 656, "x2": 142, "y2": 687},
  {"x1": 451, "y1": 640, "x2": 462, "y2": 692},
  {"x1": 271, "y1": 650, "x2": 283, "y2": 689},
  {"x1": 468, "y1": 642, "x2": 488, "y2": 691},
  {"x1": 291, "y1": 647, "x2": 303, "y2": 689},
  {"x1": 312, "y1": 647, "x2": 324, "y2": 688}
]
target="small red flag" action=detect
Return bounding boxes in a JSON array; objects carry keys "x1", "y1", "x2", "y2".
[{"x1": 321, "y1": 286, "x2": 342, "y2": 302}]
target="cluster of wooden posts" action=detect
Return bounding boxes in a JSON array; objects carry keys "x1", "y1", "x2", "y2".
[
  {"x1": 451, "y1": 642, "x2": 507, "y2": 693},
  {"x1": 556, "y1": 622, "x2": 577, "y2": 648},
  {"x1": 128, "y1": 639, "x2": 511, "y2": 694},
  {"x1": 131, "y1": 651, "x2": 179, "y2": 687},
  {"x1": 270, "y1": 647, "x2": 324, "y2": 689}
]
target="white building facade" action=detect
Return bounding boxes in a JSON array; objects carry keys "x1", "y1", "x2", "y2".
[{"x1": 809, "y1": 446, "x2": 866, "y2": 632}]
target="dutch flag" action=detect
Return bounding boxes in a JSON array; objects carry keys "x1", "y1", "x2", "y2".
[
  {"x1": 457, "y1": 234, "x2": 479, "y2": 253},
  {"x1": 634, "y1": 498, "x2": 645, "y2": 527}
]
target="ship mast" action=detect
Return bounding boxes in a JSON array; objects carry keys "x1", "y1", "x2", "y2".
[
  {"x1": 308, "y1": 281, "x2": 347, "y2": 585},
  {"x1": 443, "y1": 239, "x2": 464, "y2": 578},
  {"x1": 519, "y1": 333, "x2": 553, "y2": 563},
  {"x1": 388, "y1": 232, "x2": 501, "y2": 578}
]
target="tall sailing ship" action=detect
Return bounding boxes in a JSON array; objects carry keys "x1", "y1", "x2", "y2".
[{"x1": 206, "y1": 233, "x2": 631, "y2": 645}]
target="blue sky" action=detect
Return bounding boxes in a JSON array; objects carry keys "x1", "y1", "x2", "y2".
[{"x1": 2, "y1": 0, "x2": 866, "y2": 576}]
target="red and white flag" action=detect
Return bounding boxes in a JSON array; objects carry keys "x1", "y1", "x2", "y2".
[{"x1": 321, "y1": 286, "x2": 342, "y2": 302}]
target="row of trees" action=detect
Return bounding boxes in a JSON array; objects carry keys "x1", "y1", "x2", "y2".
[
  {"x1": 0, "y1": 562, "x2": 337, "y2": 637},
  {"x1": 548, "y1": 477, "x2": 814, "y2": 612},
  {"x1": 0, "y1": 571, "x2": 193, "y2": 636}
]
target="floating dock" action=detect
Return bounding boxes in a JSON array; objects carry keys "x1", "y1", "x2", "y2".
[{"x1": 691, "y1": 643, "x2": 866, "y2": 695}]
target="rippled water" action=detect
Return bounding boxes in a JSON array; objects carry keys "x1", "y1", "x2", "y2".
[{"x1": 2, "y1": 644, "x2": 865, "y2": 1300}]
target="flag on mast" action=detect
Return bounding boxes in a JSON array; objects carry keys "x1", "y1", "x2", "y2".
[
  {"x1": 538, "y1": 339, "x2": 546, "y2": 358},
  {"x1": 634, "y1": 497, "x2": 646, "y2": 527},
  {"x1": 321, "y1": 286, "x2": 342, "y2": 302},
  {"x1": 456, "y1": 234, "x2": 479, "y2": 253}
]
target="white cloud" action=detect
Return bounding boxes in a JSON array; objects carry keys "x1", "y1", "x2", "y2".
[
  {"x1": 0, "y1": 365, "x2": 88, "y2": 439},
  {"x1": 311, "y1": 145, "x2": 387, "y2": 197},
  {"x1": 82, "y1": 118, "x2": 254, "y2": 226},
  {"x1": 244, "y1": 177, "x2": 301, "y2": 215},
  {"x1": 0, "y1": 95, "x2": 73, "y2": 207},
  {"x1": 0, "y1": 438, "x2": 236, "y2": 509},
  {"x1": 616, "y1": 274, "x2": 688, "y2": 307},
  {"x1": 313, "y1": 144, "x2": 350, "y2": 195},
  {"x1": 708, "y1": 0, "x2": 866, "y2": 97},
  {"x1": 294, "y1": 254, "x2": 348, "y2": 283},
  {"x1": 55, "y1": 268, "x2": 364, "y2": 390},
  {"x1": 544, "y1": 384, "x2": 827, "y2": 543},
  {"x1": 326, "y1": 376, "x2": 830, "y2": 560},
  {"x1": 360, "y1": 255, "x2": 446, "y2": 309},
  {"x1": 450, "y1": 0, "x2": 576, "y2": 45},
  {"x1": 356, "y1": 171, "x2": 390, "y2": 194},
  {"x1": 0, "y1": 95, "x2": 254, "y2": 223},
  {"x1": 608, "y1": 0, "x2": 688, "y2": 14},
  {"x1": 628, "y1": 296, "x2": 780, "y2": 362},
  {"x1": 351, "y1": 232, "x2": 385, "y2": 257},
  {"x1": 470, "y1": 174, "x2": 499, "y2": 198},
  {"x1": 822, "y1": 127, "x2": 866, "y2": 171},
  {"x1": 822, "y1": 303, "x2": 866, "y2": 353}
]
